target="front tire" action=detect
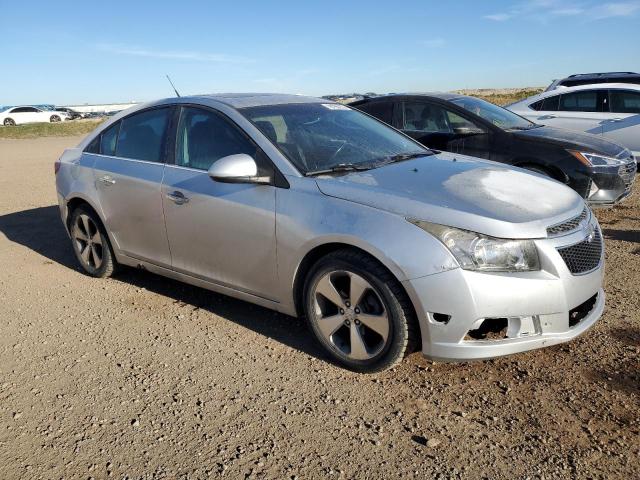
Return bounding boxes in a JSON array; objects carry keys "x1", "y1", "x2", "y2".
[
  {"x1": 50, "y1": 115, "x2": 61, "y2": 123},
  {"x1": 4, "y1": 118, "x2": 15, "y2": 126},
  {"x1": 303, "y1": 249, "x2": 418, "y2": 373},
  {"x1": 69, "y1": 206, "x2": 116, "y2": 278}
]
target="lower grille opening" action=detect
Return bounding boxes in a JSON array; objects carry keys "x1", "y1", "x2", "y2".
[
  {"x1": 569, "y1": 293, "x2": 598, "y2": 328},
  {"x1": 465, "y1": 318, "x2": 508, "y2": 340}
]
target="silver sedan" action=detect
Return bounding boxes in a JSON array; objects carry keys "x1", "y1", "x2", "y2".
[{"x1": 55, "y1": 94, "x2": 605, "y2": 372}]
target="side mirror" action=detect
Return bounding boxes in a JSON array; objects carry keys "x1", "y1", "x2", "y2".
[{"x1": 207, "y1": 154, "x2": 271, "y2": 185}]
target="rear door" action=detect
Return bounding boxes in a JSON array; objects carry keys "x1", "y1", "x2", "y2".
[
  {"x1": 92, "y1": 107, "x2": 173, "y2": 266},
  {"x1": 533, "y1": 89, "x2": 606, "y2": 135},
  {"x1": 161, "y1": 105, "x2": 278, "y2": 298},
  {"x1": 600, "y1": 89, "x2": 640, "y2": 154}
]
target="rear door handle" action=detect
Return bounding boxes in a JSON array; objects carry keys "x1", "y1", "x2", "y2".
[
  {"x1": 601, "y1": 118, "x2": 623, "y2": 123},
  {"x1": 166, "y1": 190, "x2": 189, "y2": 205},
  {"x1": 98, "y1": 175, "x2": 116, "y2": 185},
  {"x1": 538, "y1": 115, "x2": 556, "y2": 120}
]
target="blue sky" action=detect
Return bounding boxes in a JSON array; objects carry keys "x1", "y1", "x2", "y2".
[{"x1": 1, "y1": 0, "x2": 639, "y2": 105}]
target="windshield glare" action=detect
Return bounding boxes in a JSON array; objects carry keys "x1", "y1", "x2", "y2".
[
  {"x1": 451, "y1": 97, "x2": 534, "y2": 130},
  {"x1": 241, "y1": 103, "x2": 428, "y2": 174}
]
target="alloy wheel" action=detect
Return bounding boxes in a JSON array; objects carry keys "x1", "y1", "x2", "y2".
[
  {"x1": 72, "y1": 214, "x2": 103, "y2": 270},
  {"x1": 311, "y1": 270, "x2": 390, "y2": 360},
  {"x1": 4, "y1": 118, "x2": 15, "y2": 126}
]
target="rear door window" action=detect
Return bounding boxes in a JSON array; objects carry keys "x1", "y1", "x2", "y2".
[
  {"x1": 559, "y1": 90, "x2": 606, "y2": 112},
  {"x1": 609, "y1": 90, "x2": 640, "y2": 114},
  {"x1": 115, "y1": 108, "x2": 171, "y2": 162}
]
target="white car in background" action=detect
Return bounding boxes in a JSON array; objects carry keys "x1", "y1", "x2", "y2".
[
  {"x1": 0, "y1": 106, "x2": 69, "y2": 126},
  {"x1": 508, "y1": 83, "x2": 640, "y2": 158}
]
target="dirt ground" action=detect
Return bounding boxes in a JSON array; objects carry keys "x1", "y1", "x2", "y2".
[{"x1": 0, "y1": 136, "x2": 638, "y2": 480}]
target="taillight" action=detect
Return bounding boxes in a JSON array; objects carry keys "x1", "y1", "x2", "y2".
[{"x1": 54, "y1": 159, "x2": 61, "y2": 174}]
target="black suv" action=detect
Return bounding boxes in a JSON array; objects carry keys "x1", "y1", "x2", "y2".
[{"x1": 350, "y1": 93, "x2": 636, "y2": 206}]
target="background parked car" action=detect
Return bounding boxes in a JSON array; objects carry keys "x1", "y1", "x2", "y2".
[
  {"x1": 0, "y1": 105, "x2": 69, "y2": 126},
  {"x1": 545, "y1": 72, "x2": 640, "y2": 91},
  {"x1": 507, "y1": 84, "x2": 640, "y2": 159},
  {"x1": 55, "y1": 107, "x2": 83, "y2": 120},
  {"x1": 350, "y1": 94, "x2": 636, "y2": 206}
]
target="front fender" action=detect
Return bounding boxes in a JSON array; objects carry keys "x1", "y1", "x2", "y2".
[{"x1": 275, "y1": 177, "x2": 458, "y2": 313}]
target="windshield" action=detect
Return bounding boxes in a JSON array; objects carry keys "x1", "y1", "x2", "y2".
[
  {"x1": 241, "y1": 103, "x2": 429, "y2": 174},
  {"x1": 451, "y1": 97, "x2": 536, "y2": 130}
]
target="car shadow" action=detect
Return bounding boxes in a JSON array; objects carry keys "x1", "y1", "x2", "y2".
[
  {"x1": 603, "y1": 228, "x2": 640, "y2": 244},
  {"x1": 0, "y1": 205, "x2": 329, "y2": 363},
  {"x1": 584, "y1": 326, "x2": 639, "y2": 397}
]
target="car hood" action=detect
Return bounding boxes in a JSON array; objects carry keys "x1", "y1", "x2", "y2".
[
  {"x1": 513, "y1": 125, "x2": 627, "y2": 157},
  {"x1": 315, "y1": 152, "x2": 585, "y2": 239}
]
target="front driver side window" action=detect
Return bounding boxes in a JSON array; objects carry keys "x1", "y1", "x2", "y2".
[
  {"x1": 175, "y1": 107, "x2": 258, "y2": 170},
  {"x1": 402, "y1": 102, "x2": 451, "y2": 133}
]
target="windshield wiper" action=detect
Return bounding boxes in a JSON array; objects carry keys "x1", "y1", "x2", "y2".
[
  {"x1": 378, "y1": 151, "x2": 433, "y2": 165},
  {"x1": 509, "y1": 124, "x2": 541, "y2": 131},
  {"x1": 305, "y1": 163, "x2": 372, "y2": 176}
]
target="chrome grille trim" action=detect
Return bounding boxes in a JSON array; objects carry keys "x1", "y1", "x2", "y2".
[{"x1": 547, "y1": 207, "x2": 590, "y2": 237}]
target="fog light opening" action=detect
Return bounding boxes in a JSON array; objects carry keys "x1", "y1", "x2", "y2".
[
  {"x1": 430, "y1": 312, "x2": 451, "y2": 324},
  {"x1": 465, "y1": 318, "x2": 508, "y2": 340}
]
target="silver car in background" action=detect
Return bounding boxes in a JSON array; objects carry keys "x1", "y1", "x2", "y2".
[
  {"x1": 508, "y1": 83, "x2": 640, "y2": 159},
  {"x1": 55, "y1": 94, "x2": 605, "y2": 373}
]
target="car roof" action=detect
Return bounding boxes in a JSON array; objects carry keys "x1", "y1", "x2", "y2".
[
  {"x1": 187, "y1": 93, "x2": 329, "y2": 109},
  {"x1": 560, "y1": 71, "x2": 639, "y2": 82},
  {"x1": 512, "y1": 82, "x2": 640, "y2": 107},
  {"x1": 353, "y1": 92, "x2": 464, "y2": 102}
]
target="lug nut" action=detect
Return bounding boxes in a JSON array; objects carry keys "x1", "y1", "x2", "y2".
[
  {"x1": 345, "y1": 320, "x2": 350, "y2": 326},
  {"x1": 345, "y1": 301, "x2": 351, "y2": 307},
  {"x1": 355, "y1": 319, "x2": 361, "y2": 325},
  {"x1": 354, "y1": 308, "x2": 360, "y2": 314},
  {"x1": 339, "y1": 308, "x2": 345, "y2": 315}
]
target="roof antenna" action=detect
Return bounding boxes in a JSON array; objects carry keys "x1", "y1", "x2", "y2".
[{"x1": 166, "y1": 74, "x2": 181, "y2": 97}]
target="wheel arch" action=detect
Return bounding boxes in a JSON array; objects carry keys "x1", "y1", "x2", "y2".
[
  {"x1": 65, "y1": 195, "x2": 110, "y2": 240},
  {"x1": 291, "y1": 242, "x2": 417, "y2": 322},
  {"x1": 512, "y1": 157, "x2": 569, "y2": 183}
]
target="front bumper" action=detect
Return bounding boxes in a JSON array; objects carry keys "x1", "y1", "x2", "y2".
[
  {"x1": 587, "y1": 161, "x2": 636, "y2": 206},
  {"x1": 403, "y1": 220, "x2": 605, "y2": 362}
]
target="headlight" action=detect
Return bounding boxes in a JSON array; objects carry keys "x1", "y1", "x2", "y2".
[
  {"x1": 568, "y1": 150, "x2": 628, "y2": 168},
  {"x1": 409, "y1": 220, "x2": 540, "y2": 272}
]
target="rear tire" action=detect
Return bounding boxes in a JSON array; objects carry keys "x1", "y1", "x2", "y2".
[
  {"x1": 303, "y1": 249, "x2": 419, "y2": 373},
  {"x1": 69, "y1": 206, "x2": 116, "y2": 278},
  {"x1": 3, "y1": 118, "x2": 15, "y2": 126},
  {"x1": 50, "y1": 115, "x2": 61, "y2": 123}
]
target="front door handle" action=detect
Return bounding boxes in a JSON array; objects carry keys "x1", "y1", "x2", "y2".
[
  {"x1": 98, "y1": 175, "x2": 116, "y2": 185},
  {"x1": 166, "y1": 190, "x2": 190, "y2": 205}
]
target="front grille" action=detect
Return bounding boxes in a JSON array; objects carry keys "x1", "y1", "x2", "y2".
[
  {"x1": 619, "y1": 161, "x2": 637, "y2": 192},
  {"x1": 547, "y1": 207, "x2": 589, "y2": 237},
  {"x1": 557, "y1": 227, "x2": 603, "y2": 274}
]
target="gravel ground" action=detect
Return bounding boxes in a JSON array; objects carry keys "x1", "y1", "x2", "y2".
[{"x1": 0, "y1": 136, "x2": 638, "y2": 479}]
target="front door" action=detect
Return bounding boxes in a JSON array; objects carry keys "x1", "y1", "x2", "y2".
[
  {"x1": 161, "y1": 106, "x2": 278, "y2": 299},
  {"x1": 534, "y1": 89, "x2": 606, "y2": 136},
  {"x1": 399, "y1": 101, "x2": 491, "y2": 159},
  {"x1": 92, "y1": 107, "x2": 173, "y2": 266}
]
